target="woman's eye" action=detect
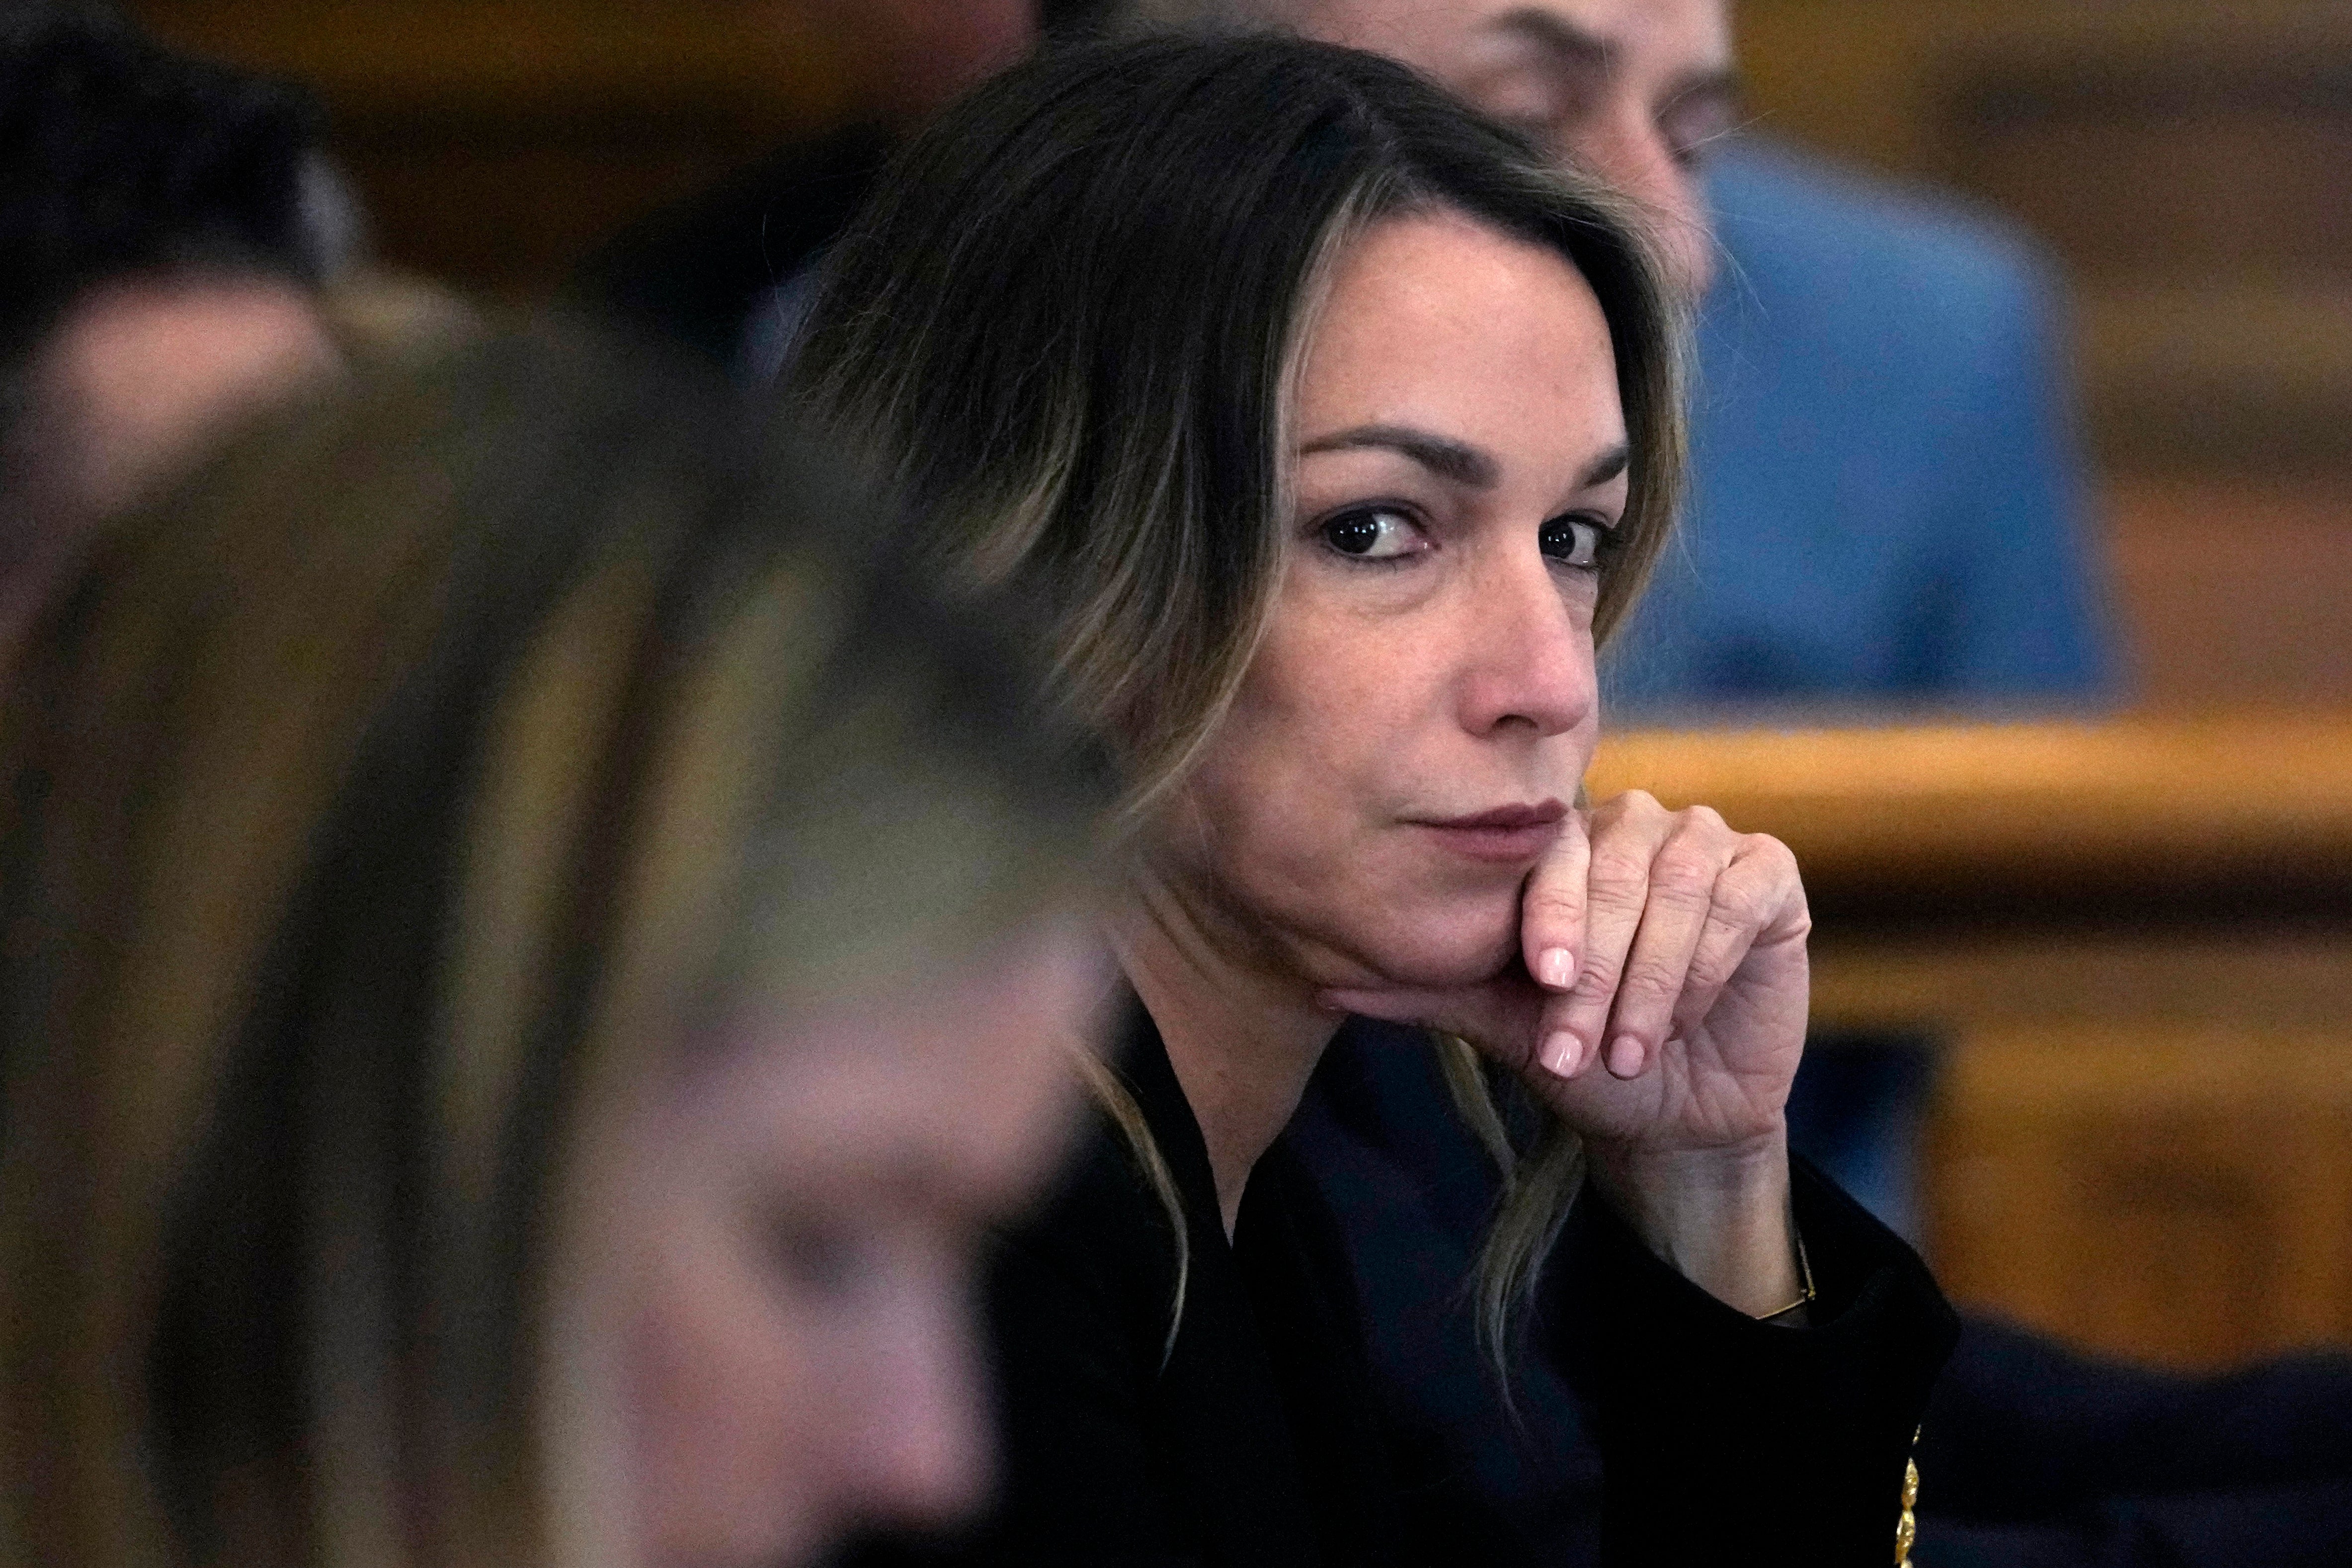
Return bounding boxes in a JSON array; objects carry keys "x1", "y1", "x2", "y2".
[
  {"x1": 1321, "y1": 508, "x2": 1423, "y2": 561},
  {"x1": 1540, "y1": 516, "x2": 1603, "y2": 569}
]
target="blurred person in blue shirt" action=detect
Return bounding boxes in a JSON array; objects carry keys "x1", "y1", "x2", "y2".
[{"x1": 1611, "y1": 133, "x2": 2112, "y2": 712}]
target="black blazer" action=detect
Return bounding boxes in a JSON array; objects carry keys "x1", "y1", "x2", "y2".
[
  {"x1": 1298, "y1": 1021, "x2": 2352, "y2": 1568},
  {"x1": 856, "y1": 1002, "x2": 1957, "y2": 1567}
]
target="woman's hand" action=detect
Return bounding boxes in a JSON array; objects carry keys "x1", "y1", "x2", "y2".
[{"x1": 1322, "y1": 791, "x2": 1813, "y2": 1314}]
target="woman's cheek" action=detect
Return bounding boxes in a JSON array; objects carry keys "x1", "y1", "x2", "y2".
[{"x1": 622, "y1": 1195, "x2": 829, "y2": 1567}]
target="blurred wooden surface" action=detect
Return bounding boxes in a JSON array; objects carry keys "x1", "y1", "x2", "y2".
[
  {"x1": 2107, "y1": 478, "x2": 2352, "y2": 710},
  {"x1": 1589, "y1": 713, "x2": 2352, "y2": 907},
  {"x1": 1593, "y1": 716, "x2": 2352, "y2": 1369},
  {"x1": 129, "y1": 1, "x2": 863, "y2": 294},
  {"x1": 1736, "y1": 1, "x2": 2352, "y2": 711}
]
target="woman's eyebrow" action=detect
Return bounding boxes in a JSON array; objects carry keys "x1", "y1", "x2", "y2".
[{"x1": 1298, "y1": 424, "x2": 1499, "y2": 488}]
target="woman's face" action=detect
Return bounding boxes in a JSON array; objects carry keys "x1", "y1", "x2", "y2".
[
  {"x1": 1163, "y1": 210, "x2": 1628, "y2": 993},
  {"x1": 571, "y1": 913, "x2": 1105, "y2": 1568}
]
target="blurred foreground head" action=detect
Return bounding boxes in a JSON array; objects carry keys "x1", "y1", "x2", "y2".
[
  {"x1": 0, "y1": 327, "x2": 1110, "y2": 1568},
  {"x1": 0, "y1": 8, "x2": 344, "y2": 662}
]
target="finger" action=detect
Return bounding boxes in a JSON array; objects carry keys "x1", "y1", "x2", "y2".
[
  {"x1": 1672, "y1": 835, "x2": 1809, "y2": 1035},
  {"x1": 1522, "y1": 807, "x2": 1592, "y2": 991},
  {"x1": 1545, "y1": 793, "x2": 1672, "y2": 1077},
  {"x1": 1598, "y1": 815, "x2": 1729, "y2": 1077},
  {"x1": 1535, "y1": 986, "x2": 1598, "y2": 1079}
]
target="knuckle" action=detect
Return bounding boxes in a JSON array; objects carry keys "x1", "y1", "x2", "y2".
[
  {"x1": 1646, "y1": 852, "x2": 1720, "y2": 907},
  {"x1": 1663, "y1": 810, "x2": 1734, "y2": 861},
  {"x1": 1709, "y1": 875, "x2": 1775, "y2": 930},
  {"x1": 1586, "y1": 856, "x2": 1650, "y2": 906},
  {"x1": 1571, "y1": 945, "x2": 1627, "y2": 995},
  {"x1": 1616, "y1": 957, "x2": 1684, "y2": 1009},
  {"x1": 1686, "y1": 930, "x2": 1750, "y2": 990},
  {"x1": 1523, "y1": 880, "x2": 1584, "y2": 918},
  {"x1": 1596, "y1": 789, "x2": 1660, "y2": 825}
]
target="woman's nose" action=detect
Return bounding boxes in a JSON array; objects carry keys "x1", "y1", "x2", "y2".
[{"x1": 1454, "y1": 548, "x2": 1598, "y2": 740}]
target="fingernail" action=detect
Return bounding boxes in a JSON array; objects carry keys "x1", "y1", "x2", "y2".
[
  {"x1": 1538, "y1": 947, "x2": 1575, "y2": 989},
  {"x1": 1607, "y1": 1034, "x2": 1645, "y2": 1078},
  {"x1": 1541, "y1": 1030, "x2": 1583, "y2": 1078}
]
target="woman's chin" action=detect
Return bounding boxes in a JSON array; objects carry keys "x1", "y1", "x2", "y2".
[{"x1": 1328, "y1": 894, "x2": 1525, "y2": 992}]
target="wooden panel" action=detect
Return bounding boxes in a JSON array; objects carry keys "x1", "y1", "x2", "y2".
[
  {"x1": 128, "y1": 1, "x2": 864, "y2": 294},
  {"x1": 1814, "y1": 930, "x2": 2352, "y2": 1366},
  {"x1": 2105, "y1": 477, "x2": 2352, "y2": 707},
  {"x1": 1945, "y1": 54, "x2": 2352, "y2": 281},
  {"x1": 1732, "y1": 0, "x2": 2352, "y2": 206},
  {"x1": 1927, "y1": 1025, "x2": 2352, "y2": 1368},
  {"x1": 2077, "y1": 286, "x2": 2352, "y2": 472},
  {"x1": 1593, "y1": 719, "x2": 2352, "y2": 1366},
  {"x1": 324, "y1": 120, "x2": 784, "y2": 295},
  {"x1": 1809, "y1": 931, "x2": 2352, "y2": 1035}
]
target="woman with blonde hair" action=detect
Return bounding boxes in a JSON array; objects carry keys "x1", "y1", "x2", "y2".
[
  {"x1": 0, "y1": 326, "x2": 1109, "y2": 1568},
  {"x1": 794, "y1": 33, "x2": 1956, "y2": 1567}
]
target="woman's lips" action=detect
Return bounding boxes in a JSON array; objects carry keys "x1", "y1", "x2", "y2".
[{"x1": 1406, "y1": 800, "x2": 1569, "y2": 864}]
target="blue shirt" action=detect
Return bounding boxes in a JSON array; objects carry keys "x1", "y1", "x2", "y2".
[{"x1": 1603, "y1": 138, "x2": 2116, "y2": 714}]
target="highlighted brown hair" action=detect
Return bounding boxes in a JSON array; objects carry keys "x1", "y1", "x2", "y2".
[{"x1": 791, "y1": 34, "x2": 1687, "y2": 1368}]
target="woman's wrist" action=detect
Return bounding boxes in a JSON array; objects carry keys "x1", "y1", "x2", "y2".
[{"x1": 1583, "y1": 1129, "x2": 1801, "y2": 1318}]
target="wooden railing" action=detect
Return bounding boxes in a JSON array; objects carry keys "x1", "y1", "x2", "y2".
[
  {"x1": 1591, "y1": 713, "x2": 2352, "y2": 902},
  {"x1": 1593, "y1": 713, "x2": 2352, "y2": 1368}
]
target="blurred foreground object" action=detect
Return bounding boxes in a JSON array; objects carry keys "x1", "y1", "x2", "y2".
[
  {"x1": 0, "y1": 8, "x2": 342, "y2": 666},
  {"x1": 0, "y1": 324, "x2": 1109, "y2": 1568},
  {"x1": 1594, "y1": 712, "x2": 2352, "y2": 1369}
]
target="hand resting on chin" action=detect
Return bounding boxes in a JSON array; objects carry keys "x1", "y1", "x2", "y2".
[{"x1": 1321, "y1": 789, "x2": 1814, "y2": 1318}]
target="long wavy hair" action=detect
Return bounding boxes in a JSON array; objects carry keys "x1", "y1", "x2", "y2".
[
  {"x1": 789, "y1": 34, "x2": 1689, "y2": 1366},
  {"x1": 0, "y1": 324, "x2": 1106, "y2": 1568}
]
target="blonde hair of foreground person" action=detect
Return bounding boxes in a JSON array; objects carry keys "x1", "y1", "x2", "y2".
[{"x1": 0, "y1": 325, "x2": 1108, "y2": 1568}]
